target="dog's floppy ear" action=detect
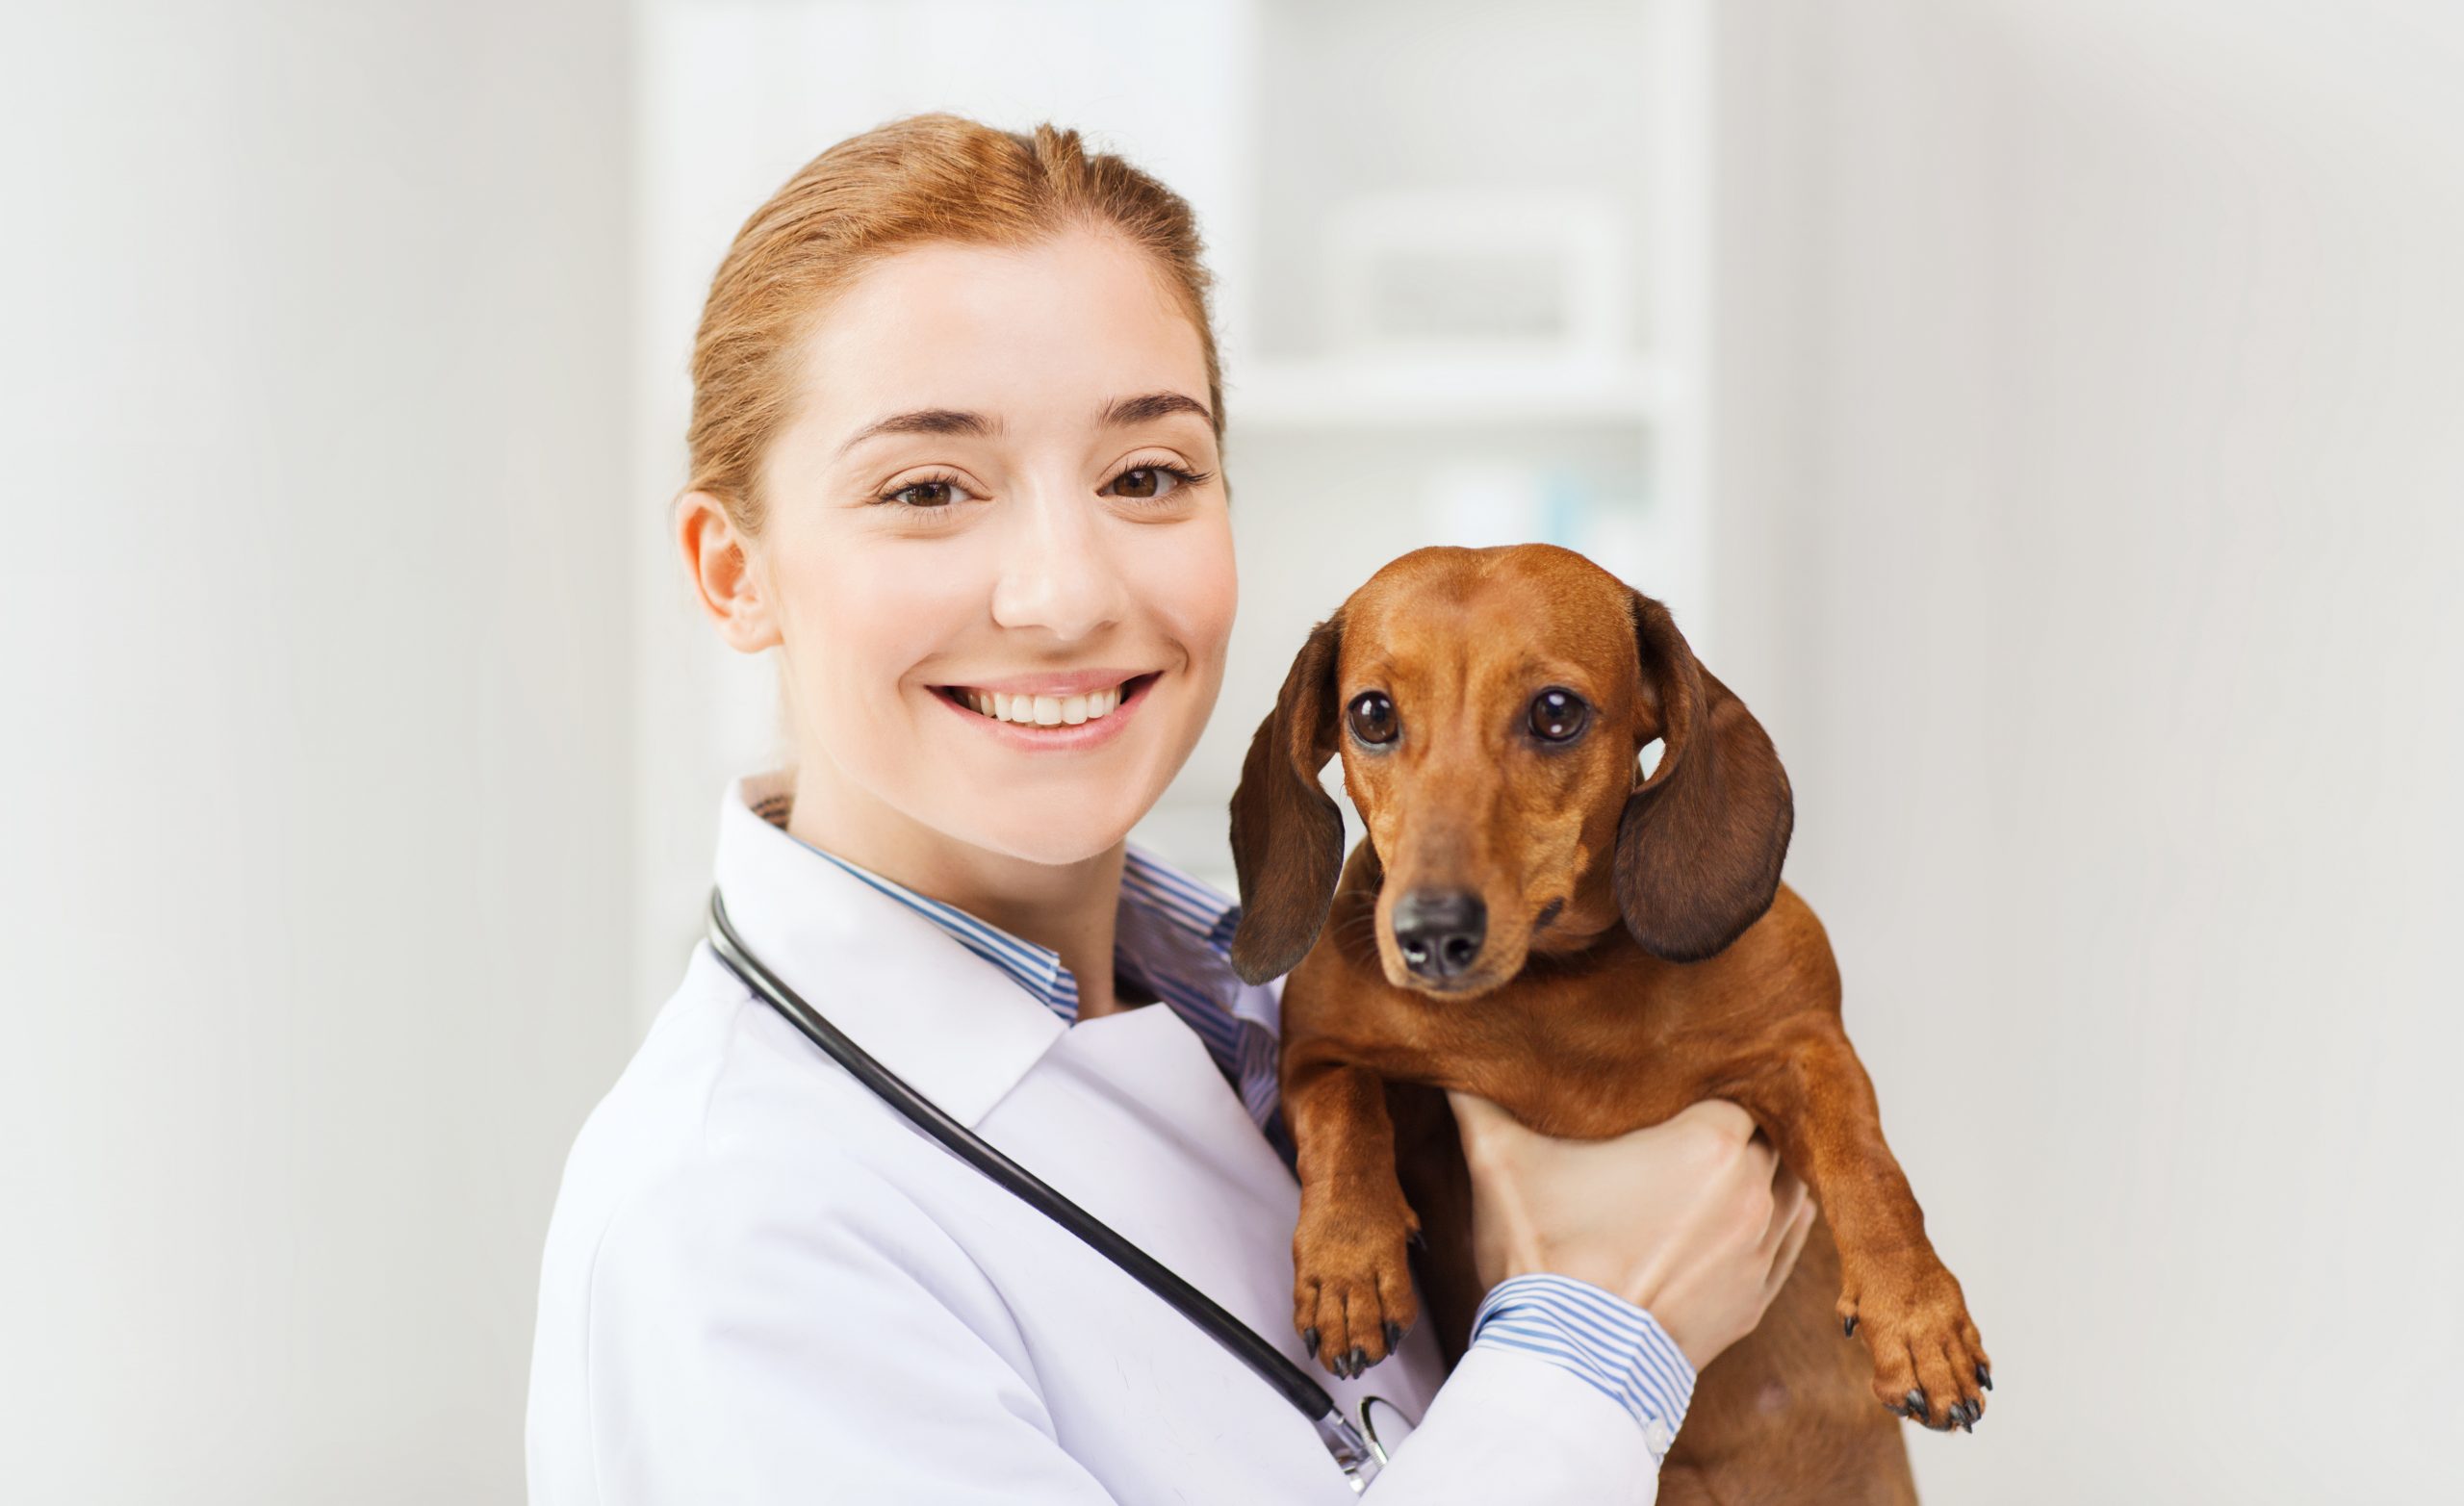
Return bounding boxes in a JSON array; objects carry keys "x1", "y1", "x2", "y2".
[
  {"x1": 1227, "y1": 611, "x2": 1347, "y2": 984},
  {"x1": 1614, "y1": 590, "x2": 1795, "y2": 961}
]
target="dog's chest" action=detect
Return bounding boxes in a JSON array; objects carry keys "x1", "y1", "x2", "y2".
[{"x1": 1406, "y1": 970, "x2": 1716, "y2": 1138}]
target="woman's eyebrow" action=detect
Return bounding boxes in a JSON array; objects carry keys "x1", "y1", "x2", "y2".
[
  {"x1": 836, "y1": 392, "x2": 1211, "y2": 459},
  {"x1": 836, "y1": 408, "x2": 1000, "y2": 457},
  {"x1": 1098, "y1": 391, "x2": 1213, "y2": 429}
]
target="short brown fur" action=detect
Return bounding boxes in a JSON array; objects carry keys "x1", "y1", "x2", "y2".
[{"x1": 1229, "y1": 545, "x2": 1989, "y2": 1502}]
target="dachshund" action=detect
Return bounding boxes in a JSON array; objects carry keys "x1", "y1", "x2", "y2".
[{"x1": 1226, "y1": 544, "x2": 1989, "y2": 1504}]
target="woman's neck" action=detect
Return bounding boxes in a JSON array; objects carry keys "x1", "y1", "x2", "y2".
[{"x1": 783, "y1": 758, "x2": 1137, "y2": 1020}]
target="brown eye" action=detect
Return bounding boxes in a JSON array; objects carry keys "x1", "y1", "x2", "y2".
[
  {"x1": 878, "y1": 473, "x2": 981, "y2": 509},
  {"x1": 1529, "y1": 687, "x2": 1588, "y2": 742},
  {"x1": 1347, "y1": 690, "x2": 1398, "y2": 746},
  {"x1": 1101, "y1": 462, "x2": 1209, "y2": 502}
]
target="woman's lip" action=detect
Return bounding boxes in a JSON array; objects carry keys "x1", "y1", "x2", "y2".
[
  {"x1": 933, "y1": 671, "x2": 1160, "y2": 752},
  {"x1": 934, "y1": 666, "x2": 1156, "y2": 698}
]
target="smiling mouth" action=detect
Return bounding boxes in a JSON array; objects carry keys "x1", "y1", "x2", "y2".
[{"x1": 934, "y1": 672, "x2": 1161, "y2": 727}]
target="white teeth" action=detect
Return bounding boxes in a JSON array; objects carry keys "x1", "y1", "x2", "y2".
[{"x1": 955, "y1": 680, "x2": 1132, "y2": 726}]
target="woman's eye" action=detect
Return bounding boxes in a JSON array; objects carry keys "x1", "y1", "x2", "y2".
[
  {"x1": 1347, "y1": 690, "x2": 1398, "y2": 746},
  {"x1": 880, "y1": 476, "x2": 976, "y2": 509},
  {"x1": 1102, "y1": 463, "x2": 1210, "y2": 502},
  {"x1": 1528, "y1": 687, "x2": 1589, "y2": 742}
]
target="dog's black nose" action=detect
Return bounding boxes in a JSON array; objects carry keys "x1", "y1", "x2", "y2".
[{"x1": 1392, "y1": 888, "x2": 1487, "y2": 980}]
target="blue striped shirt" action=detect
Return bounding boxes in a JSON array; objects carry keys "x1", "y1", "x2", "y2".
[
  {"x1": 1470, "y1": 1274, "x2": 1695, "y2": 1454},
  {"x1": 769, "y1": 814, "x2": 1694, "y2": 1453}
]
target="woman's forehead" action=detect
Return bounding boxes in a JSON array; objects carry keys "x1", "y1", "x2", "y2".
[{"x1": 788, "y1": 230, "x2": 1208, "y2": 442}]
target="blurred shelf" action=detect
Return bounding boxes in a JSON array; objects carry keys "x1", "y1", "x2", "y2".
[{"x1": 1223, "y1": 353, "x2": 1680, "y2": 432}]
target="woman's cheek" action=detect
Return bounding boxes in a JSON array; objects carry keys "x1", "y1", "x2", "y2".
[
  {"x1": 1139, "y1": 510, "x2": 1238, "y2": 664},
  {"x1": 791, "y1": 531, "x2": 982, "y2": 723}
]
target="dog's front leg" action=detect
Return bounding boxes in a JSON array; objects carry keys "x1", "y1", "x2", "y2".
[
  {"x1": 1735, "y1": 1023, "x2": 1992, "y2": 1433},
  {"x1": 1285, "y1": 1044, "x2": 1422, "y2": 1377}
]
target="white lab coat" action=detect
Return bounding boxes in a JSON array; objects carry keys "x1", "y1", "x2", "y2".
[{"x1": 526, "y1": 770, "x2": 1669, "y2": 1503}]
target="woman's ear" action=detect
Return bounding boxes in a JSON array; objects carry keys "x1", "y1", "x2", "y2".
[
  {"x1": 1227, "y1": 611, "x2": 1347, "y2": 984},
  {"x1": 678, "y1": 490, "x2": 780, "y2": 652},
  {"x1": 1613, "y1": 590, "x2": 1795, "y2": 961}
]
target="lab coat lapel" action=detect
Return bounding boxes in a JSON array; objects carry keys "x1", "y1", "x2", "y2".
[{"x1": 711, "y1": 770, "x2": 1065, "y2": 1128}]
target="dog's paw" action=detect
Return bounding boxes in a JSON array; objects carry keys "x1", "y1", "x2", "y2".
[
  {"x1": 1293, "y1": 1188, "x2": 1420, "y2": 1379},
  {"x1": 1838, "y1": 1258, "x2": 1991, "y2": 1432}
]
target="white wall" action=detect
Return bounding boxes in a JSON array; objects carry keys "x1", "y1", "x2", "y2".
[
  {"x1": 0, "y1": 4, "x2": 634, "y2": 1501},
  {"x1": 1713, "y1": 2, "x2": 2464, "y2": 1498}
]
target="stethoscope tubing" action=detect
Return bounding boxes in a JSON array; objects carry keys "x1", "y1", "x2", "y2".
[{"x1": 704, "y1": 886, "x2": 1384, "y2": 1484}]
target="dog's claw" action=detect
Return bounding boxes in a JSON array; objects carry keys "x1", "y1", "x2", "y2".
[
  {"x1": 1383, "y1": 1320, "x2": 1403, "y2": 1354},
  {"x1": 1842, "y1": 1314, "x2": 1859, "y2": 1339},
  {"x1": 1902, "y1": 1388, "x2": 1928, "y2": 1422},
  {"x1": 1345, "y1": 1345, "x2": 1368, "y2": 1378},
  {"x1": 1303, "y1": 1326, "x2": 1320, "y2": 1360},
  {"x1": 1976, "y1": 1362, "x2": 1992, "y2": 1391}
]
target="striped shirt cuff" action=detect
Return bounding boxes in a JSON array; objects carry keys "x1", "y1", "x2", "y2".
[{"x1": 1467, "y1": 1273, "x2": 1696, "y2": 1458}]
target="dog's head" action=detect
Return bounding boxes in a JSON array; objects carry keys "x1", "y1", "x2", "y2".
[{"x1": 1227, "y1": 544, "x2": 1792, "y2": 996}]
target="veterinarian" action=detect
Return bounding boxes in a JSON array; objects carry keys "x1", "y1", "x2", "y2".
[{"x1": 526, "y1": 113, "x2": 1817, "y2": 1504}]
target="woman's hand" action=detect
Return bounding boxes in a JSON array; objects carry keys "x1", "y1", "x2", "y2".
[{"x1": 1448, "y1": 1091, "x2": 1817, "y2": 1373}]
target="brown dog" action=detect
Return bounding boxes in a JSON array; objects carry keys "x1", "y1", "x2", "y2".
[{"x1": 1226, "y1": 544, "x2": 1989, "y2": 1503}]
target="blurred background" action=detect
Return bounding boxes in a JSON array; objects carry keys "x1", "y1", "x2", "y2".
[{"x1": 4, "y1": 1, "x2": 2457, "y2": 1500}]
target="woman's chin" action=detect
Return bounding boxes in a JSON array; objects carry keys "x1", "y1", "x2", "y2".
[{"x1": 967, "y1": 807, "x2": 1145, "y2": 868}]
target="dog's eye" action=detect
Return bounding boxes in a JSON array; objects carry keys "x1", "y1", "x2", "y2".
[
  {"x1": 1529, "y1": 687, "x2": 1588, "y2": 742},
  {"x1": 1347, "y1": 691, "x2": 1398, "y2": 746}
]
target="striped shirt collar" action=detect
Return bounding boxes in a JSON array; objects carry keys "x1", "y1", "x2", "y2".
[{"x1": 742, "y1": 775, "x2": 1290, "y2": 1158}]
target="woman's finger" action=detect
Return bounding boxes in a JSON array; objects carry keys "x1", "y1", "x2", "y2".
[
  {"x1": 1669, "y1": 1097, "x2": 1759, "y2": 1144},
  {"x1": 1760, "y1": 1162, "x2": 1810, "y2": 1249},
  {"x1": 1762, "y1": 1194, "x2": 1818, "y2": 1301},
  {"x1": 1445, "y1": 1088, "x2": 1498, "y2": 1125},
  {"x1": 1446, "y1": 1089, "x2": 1523, "y2": 1162},
  {"x1": 1446, "y1": 1089, "x2": 1513, "y2": 1141}
]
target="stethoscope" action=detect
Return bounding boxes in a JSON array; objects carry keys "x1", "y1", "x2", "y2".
[{"x1": 706, "y1": 885, "x2": 1414, "y2": 1492}]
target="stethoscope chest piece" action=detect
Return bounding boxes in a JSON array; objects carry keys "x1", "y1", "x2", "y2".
[{"x1": 1358, "y1": 1391, "x2": 1415, "y2": 1464}]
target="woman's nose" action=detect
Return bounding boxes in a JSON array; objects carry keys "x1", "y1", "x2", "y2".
[{"x1": 988, "y1": 478, "x2": 1131, "y2": 642}]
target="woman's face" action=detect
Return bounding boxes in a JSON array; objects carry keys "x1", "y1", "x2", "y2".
[{"x1": 691, "y1": 228, "x2": 1236, "y2": 869}]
